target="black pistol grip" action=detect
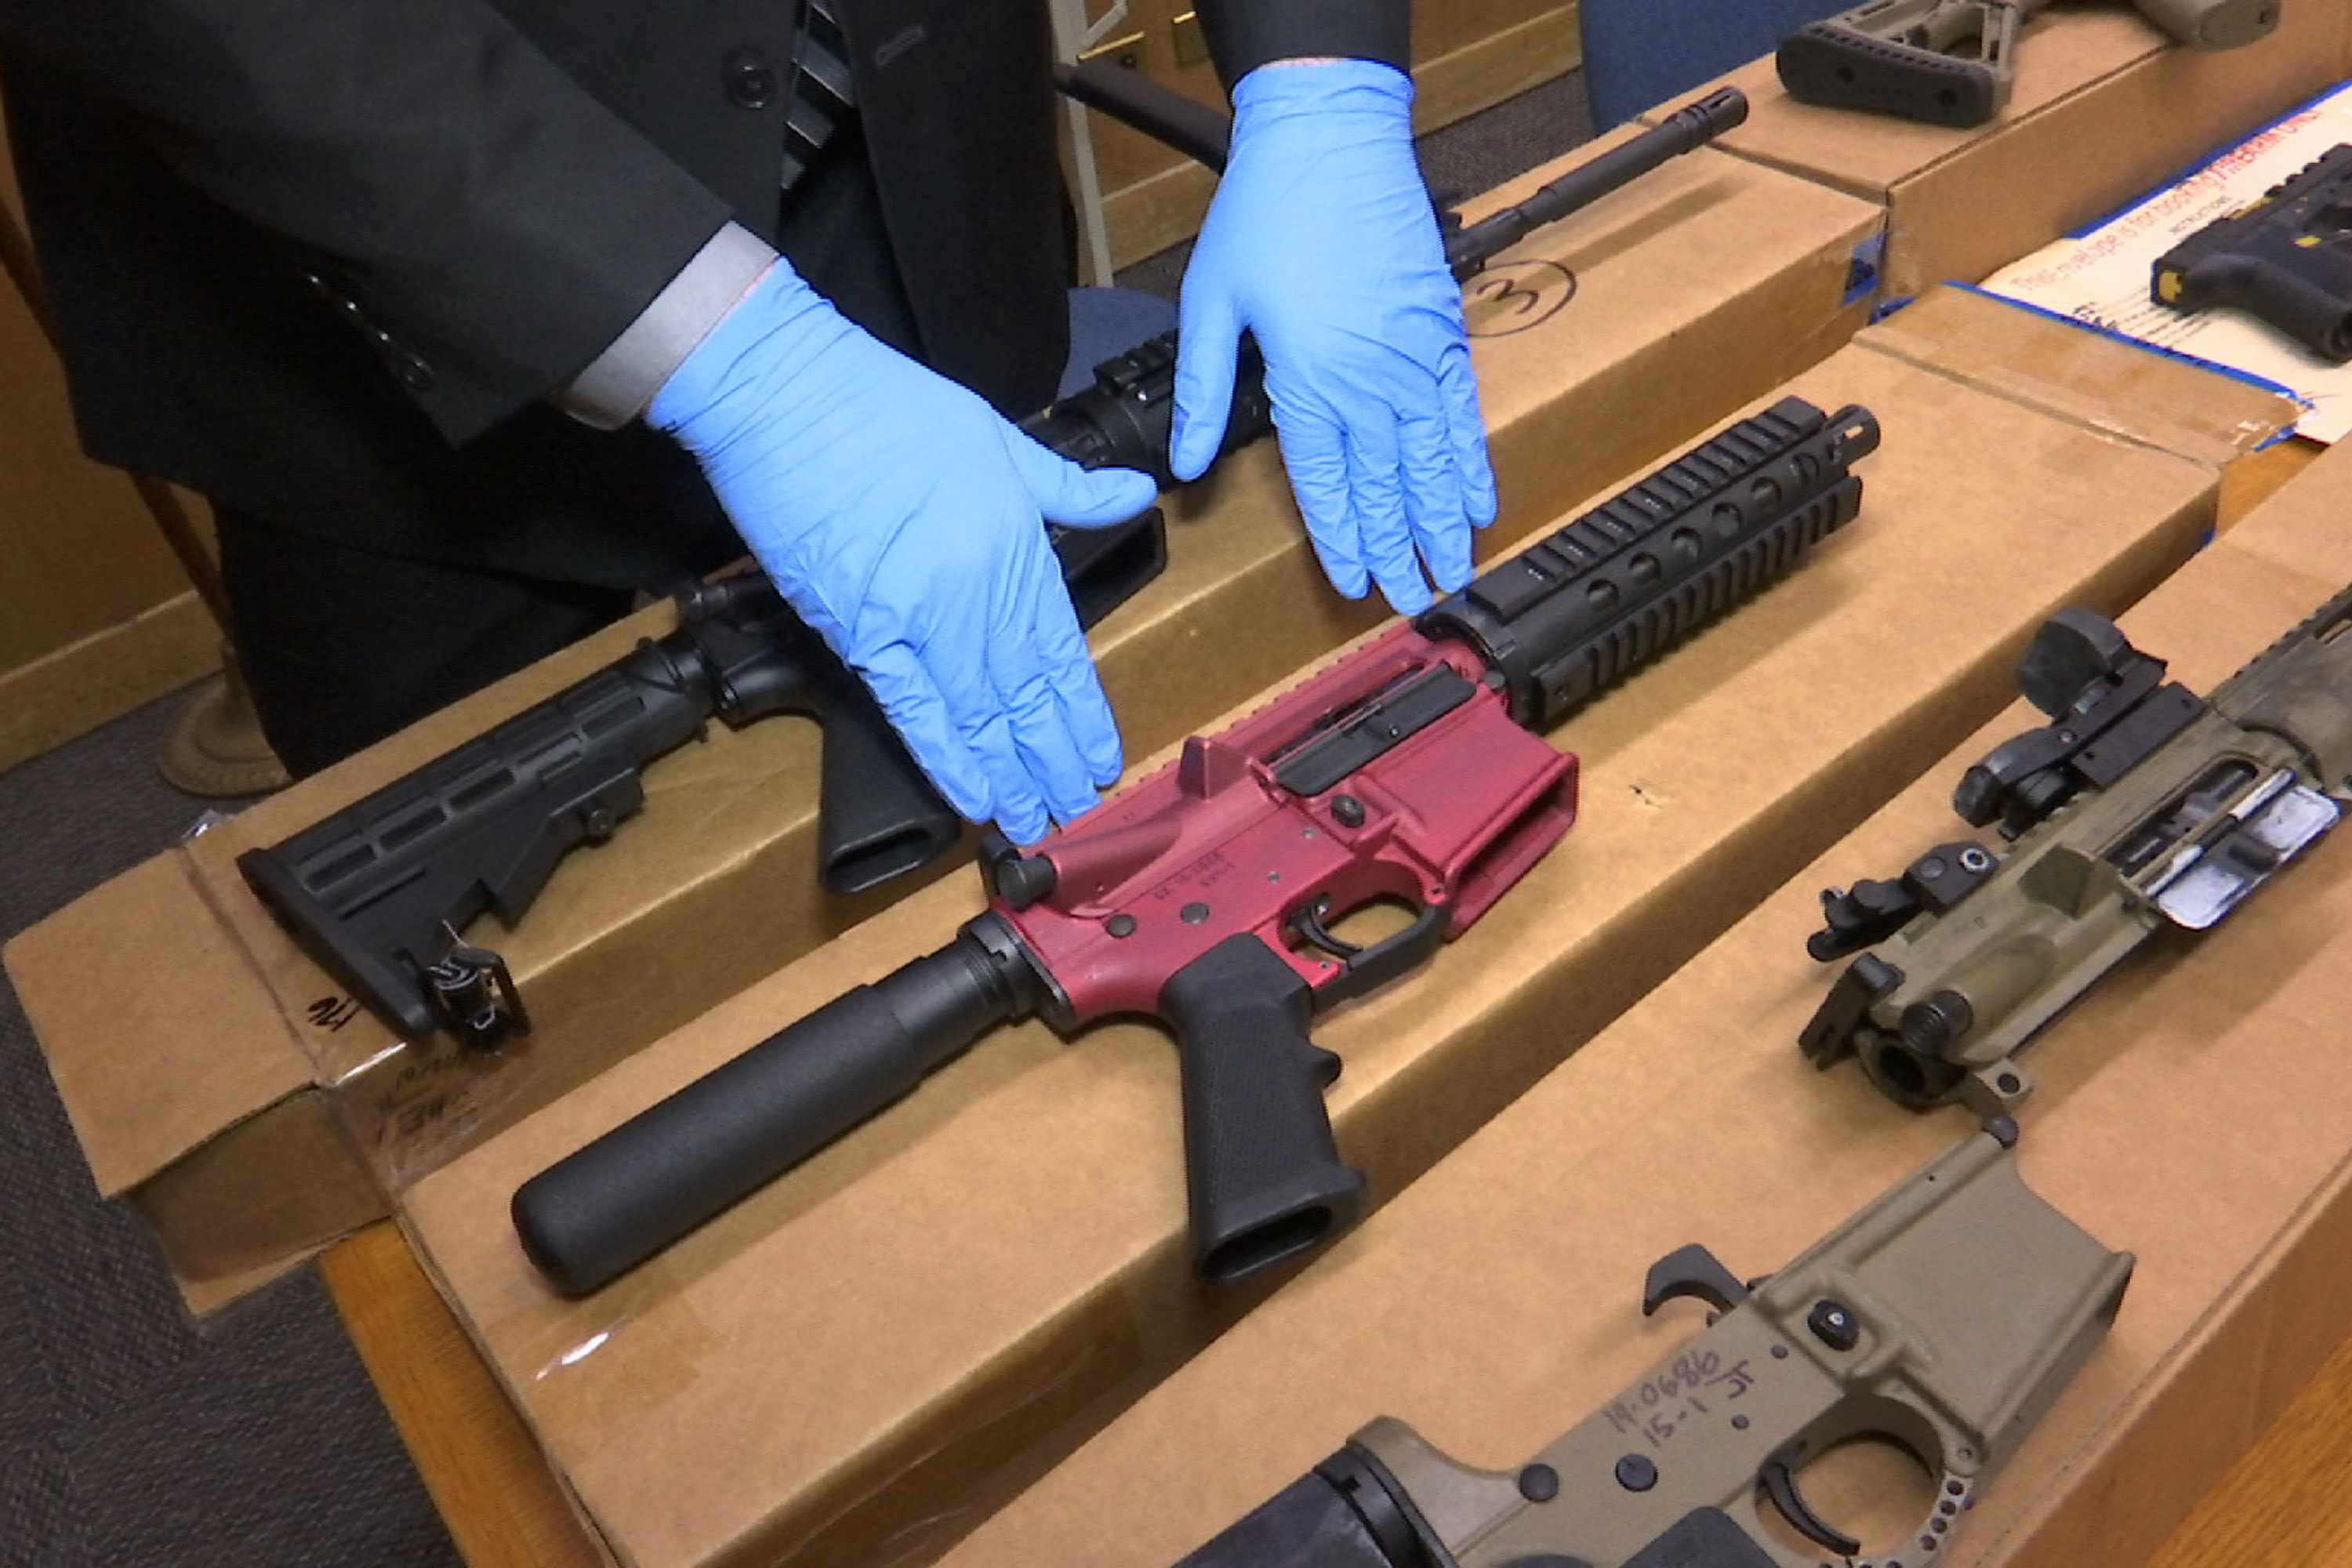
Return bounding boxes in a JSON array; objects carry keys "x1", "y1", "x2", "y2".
[
  {"x1": 811, "y1": 670, "x2": 964, "y2": 895},
  {"x1": 685, "y1": 590, "x2": 963, "y2": 896},
  {"x1": 1051, "y1": 507, "x2": 1171, "y2": 632},
  {"x1": 2176, "y1": 253, "x2": 2352, "y2": 364},
  {"x1": 1160, "y1": 935, "x2": 1367, "y2": 1286},
  {"x1": 512, "y1": 935, "x2": 1021, "y2": 1295}
]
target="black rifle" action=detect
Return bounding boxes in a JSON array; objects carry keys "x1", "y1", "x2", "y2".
[
  {"x1": 1022, "y1": 85, "x2": 1751, "y2": 483},
  {"x1": 238, "y1": 87, "x2": 1751, "y2": 1051},
  {"x1": 232, "y1": 535, "x2": 1159, "y2": 1051}
]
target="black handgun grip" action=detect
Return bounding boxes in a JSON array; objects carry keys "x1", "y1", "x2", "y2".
[
  {"x1": 803, "y1": 506, "x2": 1172, "y2": 887},
  {"x1": 512, "y1": 927, "x2": 1028, "y2": 1295},
  {"x1": 670, "y1": 579, "x2": 956, "y2": 895},
  {"x1": 2167, "y1": 254, "x2": 2352, "y2": 363},
  {"x1": 1160, "y1": 935, "x2": 1368, "y2": 1285},
  {"x1": 2154, "y1": 149, "x2": 2352, "y2": 361}
]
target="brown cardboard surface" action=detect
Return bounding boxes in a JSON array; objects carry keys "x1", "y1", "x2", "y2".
[
  {"x1": 9, "y1": 853, "x2": 310, "y2": 1198},
  {"x1": 6, "y1": 136, "x2": 1884, "y2": 1305},
  {"x1": 1457, "y1": 140, "x2": 1878, "y2": 557},
  {"x1": 1660, "y1": 2, "x2": 2352, "y2": 304},
  {"x1": 2222, "y1": 439, "x2": 2352, "y2": 580},
  {"x1": 399, "y1": 321, "x2": 2255, "y2": 1568},
  {"x1": 936, "y1": 440, "x2": 2352, "y2": 1568},
  {"x1": 1863, "y1": 286, "x2": 2292, "y2": 464}
]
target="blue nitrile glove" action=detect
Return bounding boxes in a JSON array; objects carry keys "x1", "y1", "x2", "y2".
[
  {"x1": 648, "y1": 262, "x2": 1157, "y2": 844},
  {"x1": 1171, "y1": 58, "x2": 1497, "y2": 617}
]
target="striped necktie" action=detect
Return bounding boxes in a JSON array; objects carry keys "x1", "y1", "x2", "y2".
[{"x1": 781, "y1": 0, "x2": 857, "y2": 194}]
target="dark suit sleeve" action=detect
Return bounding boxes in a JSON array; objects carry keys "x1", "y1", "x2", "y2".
[
  {"x1": 0, "y1": 0, "x2": 733, "y2": 442},
  {"x1": 1196, "y1": 0, "x2": 1412, "y2": 91}
]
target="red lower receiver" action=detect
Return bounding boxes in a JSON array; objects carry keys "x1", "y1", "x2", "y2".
[
  {"x1": 982, "y1": 629, "x2": 1575, "y2": 1283},
  {"x1": 1001, "y1": 627, "x2": 1577, "y2": 1025}
]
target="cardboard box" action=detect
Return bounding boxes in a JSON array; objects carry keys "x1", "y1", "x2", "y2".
[
  {"x1": 395, "y1": 297, "x2": 2287, "y2": 1568},
  {"x1": 935, "y1": 425, "x2": 2352, "y2": 1568},
  {"x1": 5, "y1": 133, "x2": 1890, "y2": 1310},
  {"x1": 1654, "y1": 1, "x2": 2352, "y2": 305}
]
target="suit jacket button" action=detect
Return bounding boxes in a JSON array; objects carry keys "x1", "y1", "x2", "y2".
[
  {"x1": 390, "y1": 352, "x2": 435, "y2": 393},
  {"x1": 726, "y1": 51, "x2": 777, "y2": 109}
]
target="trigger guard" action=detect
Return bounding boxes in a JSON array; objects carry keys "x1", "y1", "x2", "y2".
[
  {"x1": 1907, "y1": 1468, "x2": 1976, "y2": 1558},
  {"x1": 1758, "y1": 1455, "x2": 1979, "y2": 1563}
]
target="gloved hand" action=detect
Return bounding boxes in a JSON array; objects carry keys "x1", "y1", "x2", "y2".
[
  {"x1": 649, "y1": 262, "x2": 1157, "y2": 844},
  {"x1": 1171, "y1": 58, "x2": 1497, "y2": 617}
]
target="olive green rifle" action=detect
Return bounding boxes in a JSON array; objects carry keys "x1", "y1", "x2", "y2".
[
  {"x1": 1802, "y1": 583, "x2": 2352, "y2": 1116},
  {"x1": 1173, "y1": 1127, "x2": 2131, "y2": 1568},
  {"x1": 1777, "y1": 0, "x2": 2281, "y2": 128}
]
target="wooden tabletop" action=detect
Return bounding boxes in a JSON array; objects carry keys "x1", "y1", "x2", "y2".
[
  {"x1": 324, "y1": 1224, "x2": 604, "y2": 1568},
  {"x1": 323, "y1": 436, "x2": 2342, "y2": 1568}
]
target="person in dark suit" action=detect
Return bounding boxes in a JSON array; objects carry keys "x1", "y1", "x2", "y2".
[{"x1": 0, "y1": 0, "x2": 1494, "y2": 843}]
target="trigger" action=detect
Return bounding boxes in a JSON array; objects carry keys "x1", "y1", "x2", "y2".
[
  {"x1": 1308, "y1": 1043, "x2": 1343, "y2": 1088},
  {"x1": 1291, "y1": 899, "x2": 1363, "y2": 961},
  {"x1": 1759, "y1": 1458, "x2": 1862, "y2": 1558}
]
